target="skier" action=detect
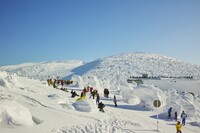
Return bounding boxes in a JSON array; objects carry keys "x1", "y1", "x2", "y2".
[
  {"x1": 98, "y1": 102, "x2": 105, "y2": 112},
  {"x1": 176, "y1": 121, "x2": 182, "y2": 133},
  {"x1": 174, "y1": 112, "x2": 178, "y2": 121},
  {"x1": 168, "y1": 107, "x2": 172, "y2": 118},
  {"x1": 181, "y1": 111, "x2": 187, "y2": 126},
  {"x1": 113, "y1": 95, "x2": 117, "y2": 107}
]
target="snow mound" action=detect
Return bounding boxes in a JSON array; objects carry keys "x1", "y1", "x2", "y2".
[
  {"x1": 0, "y1": 100, "x2": 34, "y2": 127},
  {"x1": 0, "y1": 71, "x2": 18, "y2": 88},
  {"x1": 133, "y1": 85, "x2": 164, "y2": 110},
  {"x1": 0, "y1": 79, "x2": 9, "y2": 88},
  {"x1": 72, "y1": 99, "x2": 97, "y2": 112},
  {"x1": 165, "y1": 90, "x2": 198, "y2": 119},
  {"x1": 120, "y1": 85, "x2": 164, "y2": 110},
  {"x1": 0, "y1": 71, "x2": 10, "y2": 88}
]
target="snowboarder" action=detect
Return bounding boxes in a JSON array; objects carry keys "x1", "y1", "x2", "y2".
[
  {"x1": 174, "y1": 112, "x2": 178, "y2": 121},
  {"x1": 98, "y1": 102, "x2": 105, "y2": 112},
  {"x1": 168, "y1": 107, "x2": 172, "y2": 118},
  {"x1": 176, "y1": 121, "x2": 182, "y2": 133},
  {"x1": 181, "y1": 111, "x2": 187, "y2": 126},
  {"x1": 113, "y1": 95, "x2": 117, "y2": 107}
]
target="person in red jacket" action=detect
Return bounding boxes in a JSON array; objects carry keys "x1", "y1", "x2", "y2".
[
  {"x1": 83, "y1": 87, "x2": 87, "y2": 94},
  {"x1": 90, "y1": 87, "x2": 93, "y2": 94}
]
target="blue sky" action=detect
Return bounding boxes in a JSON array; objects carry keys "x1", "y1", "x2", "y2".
[{"x1": 0, "y1": 0, "x2": 200, "y2": 66}]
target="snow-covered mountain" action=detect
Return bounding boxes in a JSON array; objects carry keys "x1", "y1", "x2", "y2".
[
  {"x1": 1, "y1": 53, "x2": 199, "y2": 81},
  {"x1": 68, "y1": 53, "x2": 200, "y2": 92},
  {"x1": 0, "y1": 60, "x2": 84, "y2": 80},
  {"x1": 69, "y1": 53, "x2": 200, "y2": 78}
]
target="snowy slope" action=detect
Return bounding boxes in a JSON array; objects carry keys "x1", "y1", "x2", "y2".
[
  {"x1": 0, "y1": 60, "x2": 84, "y2": 80},
  {"x1": 0, "y1": 53, "x2": 200, "y2": 133},
  {"x1": 69, "y1": 53, "x2": 200, "y2": 78},
  {"x1": 69, "y1": 53, "x2": 200, "y2": 91}
]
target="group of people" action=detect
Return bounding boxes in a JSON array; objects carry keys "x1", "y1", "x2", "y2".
[
  {"x1": 168, "y1": 107, "x2": 188, "y2": 133},
  {"x1": 48, "y1": 79, "x2": 191, "y2": 132},
  {"x1": 47, "y1": 78, "x2": 74, "y2": 93},
  {"x1": 47, "y1": 78, "x2": 73, "y2": 88},
  {"x1": 97, "y1": 94, "x2": 117, "y2": 112},
  {"x1": 70, "y1": 86, "x2": 117, "y2": 112}
]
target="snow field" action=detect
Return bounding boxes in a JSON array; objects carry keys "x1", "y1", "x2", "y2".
[{"x1": 0, "y1": 53, "x2": 200, "y2": 133}]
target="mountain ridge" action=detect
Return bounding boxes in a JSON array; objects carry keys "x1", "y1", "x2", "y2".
[{"x1": 0, "y1": 53, "x2": 200, "y2": 80}]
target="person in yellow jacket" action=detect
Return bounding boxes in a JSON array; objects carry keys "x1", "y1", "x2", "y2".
[{"x1": 176, "y1": 121, "x2": 182, "y2": 133}]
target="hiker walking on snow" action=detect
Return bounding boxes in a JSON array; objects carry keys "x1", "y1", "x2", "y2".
[
  {"x1": 176, "y1": 121, "x2": 182, "y2": 133},
  {"x1": 181, "y1": 111, "x2": 187, "y2": 126},
  {"x1": 113, "y1": 95, "x2": 117, "y2": 107},
  {"x1": 168, "y1": 107, "x2": 172, "y2": 118}
]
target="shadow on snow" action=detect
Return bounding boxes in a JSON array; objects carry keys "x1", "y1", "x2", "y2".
[
  {"x1": 63, "y1": 59, "x2": 101, "y2": 79},
  {"x1": 150, "y1": 112, "x2": 175, "y2": 122},
  {"x1": 106, "y1": 104, "x2": 151, "y2": 111}
]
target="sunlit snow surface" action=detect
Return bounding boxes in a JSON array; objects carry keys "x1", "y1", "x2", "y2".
[{"x1": 0, "y1": 53, "x2": 200, "y2": 133}]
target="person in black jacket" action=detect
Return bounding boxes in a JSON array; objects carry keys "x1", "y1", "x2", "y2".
[
  {"x1": 113, "y1": 95, "x2": 117, "y2": 107},
  {"x1": 98, "y1": 102, "x2": 105, "y2": 112}
]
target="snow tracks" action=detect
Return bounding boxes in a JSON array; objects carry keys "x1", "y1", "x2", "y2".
[{"x1": 51, "y1": 116, "x2": 141, "y2": 133}]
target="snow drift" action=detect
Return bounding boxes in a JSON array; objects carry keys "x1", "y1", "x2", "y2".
[
  {"x1": 72, "y1": 99, "x2": 97, "y2": 112},
  {"x1": 0, "y1": 100, "x2": 34, "y2": 127}
]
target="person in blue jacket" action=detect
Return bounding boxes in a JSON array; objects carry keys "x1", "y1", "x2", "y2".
[
  {"x1": 181, "y1": 111, "x2": 187, "y2": 126},
  {"x1": 168, "y1": 107, "x2": 172, "y2": 118}
]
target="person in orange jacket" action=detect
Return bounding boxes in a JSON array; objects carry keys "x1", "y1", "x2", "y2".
[{"x1": 176, "y1": 121, "x2": 182, "y2": 133}]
